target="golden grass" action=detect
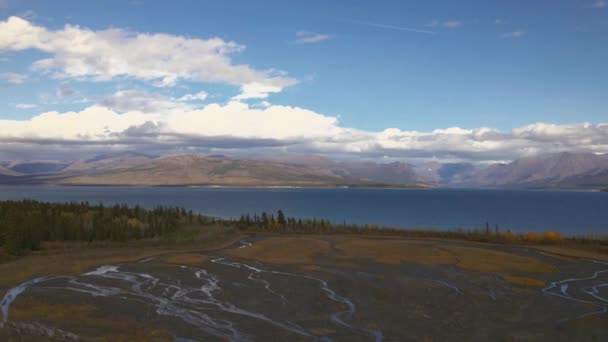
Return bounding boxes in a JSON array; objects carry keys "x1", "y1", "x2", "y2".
[
  {"x1": 0, "y1": 233, "x2": 244, "y2": 300},
  {"x1": 226, "y1": 237, "x2": 330, "y2": 264},
  {"x1": 334, "y1": 238, "x2": 557, "y2": 274},
  {"x1": 442, "y1": 246, "x2": 557, "y2": 274},
  {"x1": 299, "y1": 264, "x2": 321, "y2": 272},
  {"x1": 334, "y1": 239, "x2": 453, "y2": 265},
  {"x1": 0, "y1": 247, "x2": 161, "y2": 294},
  {"x1": 503, "y1": 275, "x2": 545, "y2": 287},
  {"x1": 10, "y1": 297, "x2": 97, "y2": 323},
  {"x1": 10, "y1": 297, "x2": 173, "y2": 341},
  {"x1": 532, "y1": 245, "x2": 608, "y2": 262},
  {"x1": 522, "y1": 231, "x2": 564, "y2": 243},
  {"x1": 539, "y1": 251, "x2": 576, "y2": 261},
  {"x1": 159, "y1": 253, "x2": 209, "y2": 266},
  {"x1": 227, "y1": 236, "x2": 558, "y2": 276}
]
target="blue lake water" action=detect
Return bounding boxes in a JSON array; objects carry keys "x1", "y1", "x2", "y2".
[{"x1": 0, "y1": 185, "x2": 606, "y2": 235}]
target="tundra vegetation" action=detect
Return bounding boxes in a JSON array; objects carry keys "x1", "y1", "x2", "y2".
[
  {"x1": 1, "y1": 201, "x2": 608, "y2": 341},
  {"x1": 1, "y1": 200, "x2": 607, "y2": 259}
]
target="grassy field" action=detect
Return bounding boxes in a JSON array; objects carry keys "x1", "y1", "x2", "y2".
[
  {"x1": 2, "y1": 223, "x2": 608, "y2": 297},
  {"x1": 2, "y1": 231, "x2": 608, "y2": 340},
  {"x1": 0, "y1": 224, "x2": 241, "y2": 298},
  {"x1": 225, "y1": 235, "x2": 579, "y2": 288},
  {"x1": 2, "y1": 201, "x2": 608, "y2": 340}
]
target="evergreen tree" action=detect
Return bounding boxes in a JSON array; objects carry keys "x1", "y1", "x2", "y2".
[{"x1": 277, "y1": 210, "x2": 286, "y2": 225}]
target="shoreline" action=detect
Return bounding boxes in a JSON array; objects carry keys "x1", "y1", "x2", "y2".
[
  {"x1": 1, "y1": 183, "x2": 606, "y2": 192},
  {"x1": 0, "y1": 181, "x2": 428, "y2": 190}
]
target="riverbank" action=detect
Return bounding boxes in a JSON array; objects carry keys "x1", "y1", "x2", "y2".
[
  {"x1": 1, "y1": 200, "x2": 608, "y2": 339},
  {"x1": 1, "y1": 233, "x2": 608, "y2": 340}
]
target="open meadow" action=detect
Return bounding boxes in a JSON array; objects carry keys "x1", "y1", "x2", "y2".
[{"x1": 1, "y1": 230, "x2": 607, "y2": 341}]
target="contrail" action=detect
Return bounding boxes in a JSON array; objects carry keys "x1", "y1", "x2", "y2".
[{"x1": 344, "y1": 19, "x2": 436, "y2": 35}]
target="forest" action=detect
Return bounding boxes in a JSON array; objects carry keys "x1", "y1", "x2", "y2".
[
  {"x1": 0, "y1": 200, "x2": 209, "y2": 255},
  {"x1": 234, "y1": 212, "x2": 608, "y2": 251},
  {"x1": 1, "y1": 200, "x2": 607, "y2": 257}
]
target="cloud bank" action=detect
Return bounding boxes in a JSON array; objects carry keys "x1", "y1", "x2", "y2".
[
  {"x1": 1, "y1": 92, "x2": 607, "y2": 163},
  {"x1": 1, "y1": 16, "x2": 606, "y2": 163}
]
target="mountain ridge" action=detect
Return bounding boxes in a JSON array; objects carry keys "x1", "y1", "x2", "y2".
[
  {"x1": 0, "y1": 152, "x2": 607, "y2": 189},
  {"x1": 14, "y1": 154, "x2": 425, "y2": 188}
]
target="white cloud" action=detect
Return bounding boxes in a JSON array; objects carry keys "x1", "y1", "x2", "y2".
[
  {"x1": 233, "y1": 82, "x2": 283, "y2": 100},
  {"x1": 294, "y1": 31, "x2": 331, "y2": 44},
  {"x1": 0, "y1": 72, "x2": 26, "y2": 84},
  {"x1": 589, "y1": 1, "x2": 606, "y2": 8},
  {"x1": 0, "y1": 100, "x2": 339, "y2": 143},
  {"x1": 2, "y1": 93, "x2": 608, "y2": 163},
  {"x1": 15, "y1": 103, "x2": 37, "y2": 109},
  {"x1": 0, "y1": 16, "x2": 296, "y2": 91},
  {"x1": 501, "y1": 30, "x2": 526, "y2": 39},
  {"x1": 167, "y1": 101, "x2": 341, "y2": 140},
  {"x1": 99, "y1": 90, "x2": 192, "y2": 113},
  {"x1": 177, "y1": 91, "x2": 208, "y2": 102},
  {"x1": 427, "y1": 20, "x2": 464, "y2": 29},
  {"x1": 0, "y1": 106, "x2": 154, "y2": 141}
]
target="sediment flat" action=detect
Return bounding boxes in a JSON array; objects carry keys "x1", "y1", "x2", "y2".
[{"x1": 1, "y1": 235, "x2": 607, "y2": 341}]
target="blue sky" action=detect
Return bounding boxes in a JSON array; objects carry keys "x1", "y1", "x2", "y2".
[{"x1": 1, "y1": 0, "x2": 607, "y2": 162}]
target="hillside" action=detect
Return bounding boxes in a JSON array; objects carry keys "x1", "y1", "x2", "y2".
[
  {"x1": 62, "y1": 152, "x2": 154, "y2": 173},
  {"x1": 466, "y1": 152, "x2": 608, "y2": 188},
  {"x1": 0, "y1": 166, "x2": 19, "y2": 177},
  {"x1": 274, "y1": 155, "x2": 423, "y2": 185},
  {"x1": 1, "y1": 161, "x2": 70, "y2": 175},
  {"x1": 50, "y1": 154, "x2": 412, "y2": 187},
  {"x1": 1, "y1": 152, "x2": 608, "y2": 189},
  {"x1": 414, "y1": 162, "x2": 478, "y2": 185}
]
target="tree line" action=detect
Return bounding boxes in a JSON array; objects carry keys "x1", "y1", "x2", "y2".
[
  {"x1": 2, "y1": 200, "x2": 606, "y2": 257},
  {"x1": 0, "y1": 200, "x2": 209, "y2": 255},
  {"x1": 236, "y1": 211, "x2": 608, "y2": 249}
]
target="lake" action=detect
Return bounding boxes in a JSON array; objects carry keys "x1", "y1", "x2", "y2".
[{"x1": 0, "y1": 185, "x2": 606, "y2": 235}]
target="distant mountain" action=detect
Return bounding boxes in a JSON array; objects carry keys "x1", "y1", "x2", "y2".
[
  {"x1": 1, "y1": 152, "x2": 607, "y2": 189},
  {"x1": 274, "y1": 155, "x2": 423, "y2": 186},
  {"x1": 465, "y1": 152, "x2": 608, "y2": 188},
  {"x1": 62, "y1": 152, "x2": 154, "y2": 173},
  {"x1": 437, "y1": 163, "x2": 478, "y2": 185},
  {"x1": 414, "y1": 162, "x2": 477, "y2": 185},
  {"x1": 43, "y1": 154, "x2": 421, "y2": 187},
  {"x1": 556, "y1": 169, "x2": 608, "y2": 189},
  {"x1": 271, "y1": 155, "x2": 335, "y2": 168},
  {"x1": 331, "y1": 161, "x2": 421, "y2": 185},
  {"x1": 0, "y1": 166, "x2": 20, "y2": 176},
  {"x1": 3, "y1": 161, "x2": 70, "y2": 175}
]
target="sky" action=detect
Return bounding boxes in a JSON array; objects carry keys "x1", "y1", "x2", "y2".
[{"x1": 0, "y1": 0, "x2": 607, "y2": 163}]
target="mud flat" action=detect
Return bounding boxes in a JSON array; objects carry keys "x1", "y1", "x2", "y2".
[{"x1": 1, "y1": 235, "x2": 608, "y2": 341}]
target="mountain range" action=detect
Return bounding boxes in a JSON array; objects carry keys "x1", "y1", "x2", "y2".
[
  {"x1": 464, "y1": 153, "x2": 608, "y2": 188},
  {"x1": 1, "y1": 152, "x2": 607, "y2": 189}
]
